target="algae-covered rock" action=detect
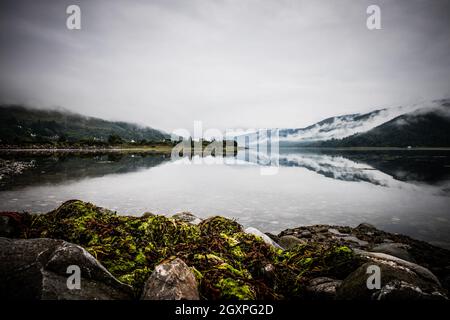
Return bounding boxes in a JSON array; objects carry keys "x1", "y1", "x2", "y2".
[
  {"x1": 26, "y1": 200, "x2": 201, "y2": 294},
  {"x1": 0, "y1": 200, "x2": 366, "y2": 300},
  {"x1": 199, "y1": 216, "x2": 242, "y2": 235},
  {"x1": 141, "y1": 258, "x2": 199, "y2": 300},
  {"x1": 280, "y1": 244, "x2": 360, "y2": 281},
  {"x1": 48, "y1": 199, "x2": 117, "y2": 220}
]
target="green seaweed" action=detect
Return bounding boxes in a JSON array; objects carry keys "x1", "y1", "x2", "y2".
[
  {"x1": 215, "y1": 278, "x2": 256, "y2": 300},
  {"x1": 22, "y1": 200, "x2": 361, "y2": 300}
]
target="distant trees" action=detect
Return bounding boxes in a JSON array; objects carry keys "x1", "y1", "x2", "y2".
[
  {"x1": 57, "y1": 134, "x2": 68, "y2": 143},
  {"x1": 138, "y1": 139, "x2": 148, "y2": 145},
  {"x1": 107, "y1": 134, "x2": 124, "y2": 145}
]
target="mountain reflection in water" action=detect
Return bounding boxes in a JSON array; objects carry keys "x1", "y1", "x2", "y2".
[
  {"x1": 235, "y1": 148, "x2": 450, "y2": 190},
  {"x1": 1, "y1": 149, "x2": 450, "y2": 191}
]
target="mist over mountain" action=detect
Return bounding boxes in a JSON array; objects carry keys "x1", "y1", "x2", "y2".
[
  {"x1": 0, "y1": 105, "x2": 169, "y2": 145},
  {"x1": 235, "y1": 99, "x2": 450, "y2": 148},
  {"x1": 313, "y1": 100, "x2": 450, "y2": 148}
]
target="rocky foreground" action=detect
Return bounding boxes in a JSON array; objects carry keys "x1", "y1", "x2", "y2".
[{"x1": 0, "y1": 200, "x2": 449, "y2": 300}]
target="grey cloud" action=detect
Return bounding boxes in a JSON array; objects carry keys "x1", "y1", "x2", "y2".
[{"x1": 0, "y1": 0, "x2": 449, "y2": 132}]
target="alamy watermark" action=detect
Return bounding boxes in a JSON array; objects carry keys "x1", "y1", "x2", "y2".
[
  {"x1": 66, "y1": 265, "x2": 81, "y2": 290},
  {"x1": 367, "y1": 5, "x2": 382, "y2": 30},
  {"x1": 66, "y1": 5, "x2": 81, "y2": 30},
  {"x1": 170, "y1": 121, "x2": 280, "y2": 175},
  {"x1": 366, "y1": 264, "x2": 381, "y2": 290},
  {"x1": 65, "y1": 4, "x2": 381, "y2": 31}
]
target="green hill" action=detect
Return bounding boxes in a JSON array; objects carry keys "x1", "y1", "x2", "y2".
[{"x1": 0, "y1": 105, "x2": 169, "y2": 145}]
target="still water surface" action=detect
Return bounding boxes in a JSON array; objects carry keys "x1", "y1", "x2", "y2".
[{"x1": 1, "y1": 148, "x2": 449, "y2": 248}]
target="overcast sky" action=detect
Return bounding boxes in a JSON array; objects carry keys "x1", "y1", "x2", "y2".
[{"x1": 0, "y1": 0, "x2": 449, "y2": 133}]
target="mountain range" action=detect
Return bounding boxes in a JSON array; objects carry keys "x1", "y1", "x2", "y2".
[
  {"x1": 0, "y1": 105, "x2": 169, "y2": 145},
  {"x1": 1, "y1": 99, "x2": 449, "y2": 148},
  {"x1": 234, "y1": 99, "x2": 450, "y2": 148}
]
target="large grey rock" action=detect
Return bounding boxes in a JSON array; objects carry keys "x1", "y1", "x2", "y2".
[
  {"x1": 244, "y1": 227, "x2": 284, "y2": 250},
  {"x1": 277, "y1": 235, "x2": 307, "y2": 250},
  {"x1": 141, "y1": 258, "x2": 199, "y2": 300},
  {"x1": 354, "y1": 250, "x2": 440, "y2": 285},
  {"x1": 336, "y1": 250, "x2": 447, "y2": 300},
  {"x1": 0, "y1": 237, "x2": 132, "y2": 300},
  {"x1": 371, "y1": 243, "x2": 414, "y2": 263}
]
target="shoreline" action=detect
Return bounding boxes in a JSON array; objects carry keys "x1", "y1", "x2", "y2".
[
  {"x1": 1, "y1": 200, "x2": 449, "y2": 300},
  {"x1": 0, "y1": 145, "x2": 242, "y2": 154},
  {"x1": 279, "y1": 146, "x2": 450, "y2": 151},
  {"x1": 0, "y1": 146, "x2": 174, "y2": 153}
]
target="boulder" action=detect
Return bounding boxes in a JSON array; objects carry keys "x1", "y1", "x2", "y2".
[
  {"x1": 0, "y1": 237, "x2": 133, "y2": 300},
  {"x1": 336, "y1": 250, "x2": 447, "y2": 300},
  {"x1": 371, "y1": 243, "x2": 414, "y2": 263},
  {"x1": 277, "y1": 235, "x2": 307, "y2": 250},
  {"x1": 141, "y1": 258, "x2": 200, "y2": 300},
  {"x1": 244, "y1": 227, "x2": 284, "y2": 250},
  {"x1": 171, "y1": 212, "x2": 203, "y2": 225},
  {"x1": 355, "y1": 250, "x2": 440, "y2": 285},
  {"x1": 306, "y1": 277, "x2": 342, "y2": 300}
]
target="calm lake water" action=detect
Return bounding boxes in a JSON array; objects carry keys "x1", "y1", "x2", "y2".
[{"x1": 1, "y1": 148, "x2": 450, "y2": 249}]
